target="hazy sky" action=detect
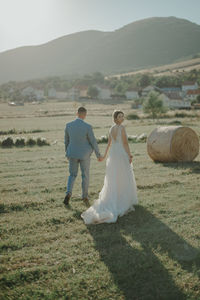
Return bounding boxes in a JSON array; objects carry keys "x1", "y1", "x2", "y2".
[{"x1": 0, "y1": 0, "x2": 200, "y2": 53}]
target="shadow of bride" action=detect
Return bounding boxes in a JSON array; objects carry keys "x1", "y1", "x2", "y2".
[{"x1": 87, "y1": 206, "x2": 199, "y2": 300}]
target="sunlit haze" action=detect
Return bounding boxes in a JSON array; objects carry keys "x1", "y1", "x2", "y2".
[{"x1": 0, "y1": 0, "x2": 200, "y2": 53}]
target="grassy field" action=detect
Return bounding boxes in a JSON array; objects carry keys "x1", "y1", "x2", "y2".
[{"x1": 0, "y1": 101, "x2": 200, "y2": 300}]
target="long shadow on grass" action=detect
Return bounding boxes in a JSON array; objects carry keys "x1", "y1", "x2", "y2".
[{"x1": 87, "y1": 206, "x2": 199, "y2": 300}]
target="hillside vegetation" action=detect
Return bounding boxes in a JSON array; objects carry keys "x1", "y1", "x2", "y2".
[{"x1": 1, "y1": 17, "x2": 200, "y2": 83}]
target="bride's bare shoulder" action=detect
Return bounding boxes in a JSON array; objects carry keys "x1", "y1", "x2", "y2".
[
  {"x1": 120, "y1": 125, "x2": 127, "y2": 138},
  {"x1": 109, "y1": 124, "x2": 117, "y2": 132},
  {"x1": 110, "y1": 125, "x2": 119, "y2": 140},
  {"x1": 119, "y1": 124, "x2": 126, "y2": 131}
]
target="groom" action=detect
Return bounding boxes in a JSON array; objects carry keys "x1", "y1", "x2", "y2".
[{"x1": 64, "y1": 106, "x2": 102, "y2": 206}]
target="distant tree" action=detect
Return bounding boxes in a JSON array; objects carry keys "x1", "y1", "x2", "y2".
[
  {"x1": 143, "y1": 91, "x2": 167, "y2": 119},
  {"x1": 106, "y1": 77, "x2": 119, "y2": 89},
  {"x1": 87, "y1": 86, "x2": 99, "y2": 99},
  {"x1": 192, "y1": 53, "x2": 200, "y2": 59},
  {"x1": 139, "y1": 74, "x2": 152, "y2": 88},
  {"x1": 48, "y1": 76, "x2": 61, "y2": 89},
  {"x1": 114, "y1": 81, "x2": 128, "y2": 95},
  {"x1": 131, "y1": 97, "x2": 145, "y2": 109},
  {"x1": 11, "y1": 90, "x2": 24, "y2": 103},
  {"x1": 80, "y1": 74, "x2": 93, "y2": 86},
  {"x1": 196, "y1": 95, "x2": 200, "y2": 103},
  {"x1": 135, "y1": 97, "x2": 145, "y2": 105},
  {"x1": 0, "y1": 90, "x2": 3, "y2": 100},
  {"x1": 155, "y1": 76, "x2": 181, "y2": 88}
]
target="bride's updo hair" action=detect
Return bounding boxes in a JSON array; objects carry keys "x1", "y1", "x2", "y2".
[{"x1": 113, "y1": 110, "x2": 124, "y2": 123}]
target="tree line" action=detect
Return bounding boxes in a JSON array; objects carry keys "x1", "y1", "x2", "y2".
[{"x1": 1, "y1": 69, "x2": 200, "y2": 103}]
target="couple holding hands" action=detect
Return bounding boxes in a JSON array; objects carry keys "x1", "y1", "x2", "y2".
[{"x1": 64, "y1": 107, "x2": 138, "y2": 224}]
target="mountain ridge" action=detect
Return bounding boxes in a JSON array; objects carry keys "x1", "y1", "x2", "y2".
[{"x1": 1, "y1": 16, "x2": 200, "y2": 84}]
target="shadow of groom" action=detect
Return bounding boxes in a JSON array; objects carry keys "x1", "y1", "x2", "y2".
[{"x1": 87, "y1": 206, "x2": 199, "y2": 300}]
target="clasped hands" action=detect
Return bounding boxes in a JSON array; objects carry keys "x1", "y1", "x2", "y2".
[{"x1": 98, "y1": 156, "x2": 104, "y2": 162}]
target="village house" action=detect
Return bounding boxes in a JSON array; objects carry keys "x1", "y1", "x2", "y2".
[
  {"x1": 21, "y1": 86, "x2": 34, "y2": 97},
  {"x1": 160, "y1": 92, "x2": 191, "y2": 109},
  {"x1": 22, "y1": 86, "x2": 44, "y2": 100},
  {"x1": 76, "y1": 86, "x2": 88, "y2": 100},
  {"x1": 185, "y1": 89, "x2": 200, "y2": 101},
  {"x1": 125, "y1": 88, "x2": 139, "y2": 100},
  {"x1": 140, "y1": 85, "x2": 191, "y2": 109},
  {"x1": 182, "y1": 81, "x2": 199, "y2": 93},
  {"x1": 141, "y1": 85, "x2": 155, "y2": 97},
  {"x1": 48, "y1": 88, "x2": 68, "y2": 100},
  {"x1": 159, "y1": 87, "x2": 182, "y2": 93},
  {"x1": 95, "y1": 85, "x2": 112, "y2": 100},
  {"x1": 67, "y1": 87, "x2": 80, "y2": 101},
  {"x1": 56, "y1": 91, "x2": 68, "y2": 100},
  {"x1": 159, "y1": 87, "x2": 183, "y2": 97},
  {"x1": 35, "y1": 89, "x2": 45, "y2": 100},
  {"x1": 48, "y1": 88, "x2": 57, "y2": 99}
]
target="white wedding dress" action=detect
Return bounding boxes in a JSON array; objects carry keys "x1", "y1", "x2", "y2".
[{"x1": 81, "y1": 125, "x2": 138, "y2": 224}]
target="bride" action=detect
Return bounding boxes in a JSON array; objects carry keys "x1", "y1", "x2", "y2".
[{"x1": 81, "y1": 110, "x2": 138, "y2": 224}]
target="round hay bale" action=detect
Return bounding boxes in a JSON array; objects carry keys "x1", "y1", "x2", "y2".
[{"x1": 147, "y1": 126, "x2": 199, "y2": 162}]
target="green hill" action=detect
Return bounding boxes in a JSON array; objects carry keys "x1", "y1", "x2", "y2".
[{"x1": 1, "y1": 17, "x2": 200, "y2": 83}]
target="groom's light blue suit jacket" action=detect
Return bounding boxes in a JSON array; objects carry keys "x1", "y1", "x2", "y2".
[{"x1": 64, "y1": 118, "x2": 101, "y2": 160}]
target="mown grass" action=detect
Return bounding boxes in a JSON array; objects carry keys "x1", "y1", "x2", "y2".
[{"x1": 0, "y1": 102, "x2": 200, "y2": 300}]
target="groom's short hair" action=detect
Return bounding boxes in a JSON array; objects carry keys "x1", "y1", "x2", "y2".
[{"x1": 78, "y1": 107, "x2": 87, "y2": 114}]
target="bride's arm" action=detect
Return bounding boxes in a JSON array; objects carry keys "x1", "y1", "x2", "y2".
[
  {"x1": 121, "y1": 126, "x2": 133, "y2": 163},
  {"x1": 102, "y1": 135, "x2": 112, "y2": 160}
]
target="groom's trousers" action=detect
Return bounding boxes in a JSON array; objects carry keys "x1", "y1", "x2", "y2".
[{"x1": 67, "y1": 157, "x2": 90, "y2": 198}]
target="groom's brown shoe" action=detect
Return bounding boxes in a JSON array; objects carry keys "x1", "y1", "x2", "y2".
[
  {"x1": 82, "y1": 197, "x2": 90, "y2": 207},
  {"x1": 64, "y1": 193, "x2": 71, "y2": 206}
]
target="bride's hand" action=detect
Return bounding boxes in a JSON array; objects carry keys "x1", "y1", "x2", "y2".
[{"x1": 129, "y1": 155, "x2": 133, "y2": 164}]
